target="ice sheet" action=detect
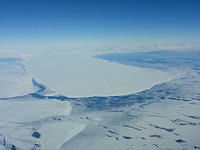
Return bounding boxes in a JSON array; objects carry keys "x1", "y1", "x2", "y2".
[
  {"x1": 0, "y1": 99, "x2": 82, "y2": 150},
  {"x1": 0, "y1": 58, "x2": 34, "y2": 98},
  {"x1": 22, "y1": 51, "x2": 173, "y2": 97}
]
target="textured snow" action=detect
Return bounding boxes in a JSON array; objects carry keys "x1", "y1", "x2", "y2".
[
  {"x1": 0, "y1": 50, "x2": 199, "y2": 150},
  {"x1": 38, "y1": 121, "x2": 86, "y2": 150},
  {"x1": 0, "y1": 99, "x2": 79, "y2": 150}
]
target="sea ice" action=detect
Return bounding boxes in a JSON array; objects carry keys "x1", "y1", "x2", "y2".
[
  {"x1": 22, "y1": 51, "x2": 173, "y2": 97},
  {"x1": 0, "y1": 58, "x2": 33, "y2": 98}
]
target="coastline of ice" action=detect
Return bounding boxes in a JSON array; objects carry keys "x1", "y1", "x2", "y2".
[
  {"x1": 21, "y1": 51, "x2": 174, "y2": 98},
  {"x1": 0, "y1": 50, "x2": 199, "y2": 150}
]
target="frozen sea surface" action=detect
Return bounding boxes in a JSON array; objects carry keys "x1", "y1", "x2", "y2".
[
  {"x1": 0, "y1": 50, "x2": 200, "y2": 150},
  {"x1": 22, "y1": 51, "x2": 173, "y2": 98},
  {"x1": 0, "y1": 58, "x2": 33, "y2": 98}
]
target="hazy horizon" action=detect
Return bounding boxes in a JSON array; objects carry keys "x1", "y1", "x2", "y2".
[{"x1": 0, "y1": 0, "x2": 200, "y2": 50}]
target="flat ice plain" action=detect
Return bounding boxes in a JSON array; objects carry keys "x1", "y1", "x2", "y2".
[
  {"x1": 22, "y1": 51, "x2": 173, "y2": 97},
  {"x1": 0, "y1": 50, "x2": 200, "y2": 150},
  {"x1": 0, "y1": 58, "x2": 33, "y2": 98}
]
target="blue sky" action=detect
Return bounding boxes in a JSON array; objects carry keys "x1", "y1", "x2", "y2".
[{"x1": 0, "y1": 0, "x2": 200, "y2": 49}]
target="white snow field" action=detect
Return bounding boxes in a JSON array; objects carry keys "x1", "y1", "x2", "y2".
[
  {"x1": 0, "y1": 50, "x2": 199, "y2": 150},
  {"x1": 0, "y1": 58, "x2": 33, "y2": 98},
  {"x1": 0, "y1": 99, "x2": 81, "y2": 150},
  {"x1": 22, "y1": 51, "x2": 173, "y2": 98}
]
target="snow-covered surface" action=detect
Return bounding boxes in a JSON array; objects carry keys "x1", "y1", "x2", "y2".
[
  {"x1": 22, "y1": 51, "x2": 173, "y2": 97},
  {"x1": 0, "y1": 99, "x2": 71, "y2": 122},
  {"x1": 59, "y1": 98, "x2": 200, "y2": 150},
  {"x1": 0, "y1": 58, "x2": 33, "y2": 98},
  {"x1": 38, "y1": 121, "x2": 86, "y2": 150},
  {"x1": 0, "y1": 98, "x2": 79, "y2": 150},
  {"x1": 0, "y1": 50, "x2": 200, "y2": 150}
]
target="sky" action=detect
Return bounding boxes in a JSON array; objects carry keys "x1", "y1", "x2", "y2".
[{"x1": 0, "y1": 0, "x2": 200, "y2": 50}]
